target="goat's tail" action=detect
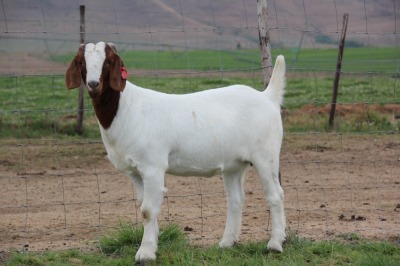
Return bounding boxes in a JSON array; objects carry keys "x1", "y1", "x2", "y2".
[{"x1": 264, "y1": 55, "x2": 286, "y2": 106}]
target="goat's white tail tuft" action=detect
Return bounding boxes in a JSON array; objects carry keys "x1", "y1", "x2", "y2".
[{"x1": 265, "y1": 55, "x2": 286, "y2": 106}]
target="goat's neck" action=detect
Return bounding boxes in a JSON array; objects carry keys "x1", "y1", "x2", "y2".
[{"x1": 91, "y1": 86, "x2": 120, "y2": 129}]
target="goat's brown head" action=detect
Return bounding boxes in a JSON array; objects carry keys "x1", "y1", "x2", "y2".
[{"x1": 65, "y1": 42, "x2": 128, "y2": 98}]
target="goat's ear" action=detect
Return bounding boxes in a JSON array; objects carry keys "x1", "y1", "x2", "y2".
[
  {"x1": 109, "y1": 54, "x2": 127, "y2": 92},
  {"x1": 65, "y1": 55, "x2": 82, "y2": 90}
]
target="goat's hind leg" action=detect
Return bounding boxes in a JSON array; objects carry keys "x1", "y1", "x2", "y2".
[
  {"x1": 219, "y1": 165, "x2": 247, "y2": 248},
  {"x1": 253, "y1": 156, "x2": 286, "y2": 252}
]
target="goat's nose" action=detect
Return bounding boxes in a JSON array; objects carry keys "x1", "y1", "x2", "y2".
[{"x1": 88, "y1": 80, "x2": 99, "y2": 89}]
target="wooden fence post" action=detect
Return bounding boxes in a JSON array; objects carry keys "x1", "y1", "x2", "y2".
[
  {"x1": 257, "y1": 0, "x2": 272, "y2": 87},
  {"x1": 76, "y1": 5, "x2": 85, "y2": 135},
  {"x1": 329, "y1": 13, "x2": 349, "y2": 129},
  {"x1": 257, "y1": 0, "x2": 282, "y2": 185}
]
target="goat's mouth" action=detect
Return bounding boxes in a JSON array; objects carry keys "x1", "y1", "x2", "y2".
[
  {"x1": 87, "y1": 82, "x2": 101, "y2": 98},
  {"x1": 87, "y1": 87, "x2": 100, "y2": 98},
  {"x1": 86, "y1": 85, "x2": 100, "y2": 99}
]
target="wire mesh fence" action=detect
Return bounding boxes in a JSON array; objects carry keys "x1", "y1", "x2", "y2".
[{"x1": 0, "y1": 0, "x2": 399, "y2": 252}]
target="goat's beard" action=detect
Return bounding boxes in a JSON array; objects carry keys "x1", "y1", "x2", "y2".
[
  {"x1": 87, "y1": 84, "x2": 101, "y2": 99},
  {"x1": 88, "y1": 89, "x2": 100, "y2": 98}
]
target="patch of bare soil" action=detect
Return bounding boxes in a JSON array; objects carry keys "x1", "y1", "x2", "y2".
[
  {"x1": 0, "y1": 134, "x2": 399, "y2": 252},
  {"x1": 300, "y1": 103, "x2": 400, "y2": 118},
  {"x1": 0, "y1": 53, "x2": 67, "y2": 76}
]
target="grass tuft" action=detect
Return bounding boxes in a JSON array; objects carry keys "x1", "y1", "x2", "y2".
[
  {"x1": 99, "y1": 222, "x2": 144, "y2": 254},
  {"x1": 99, "y1": 222, "x2": 187, "y2": 256}
]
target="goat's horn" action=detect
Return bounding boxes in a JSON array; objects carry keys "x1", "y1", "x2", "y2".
[{"x1": 107, "y1": 43, "x2": 117, "y2": 53}]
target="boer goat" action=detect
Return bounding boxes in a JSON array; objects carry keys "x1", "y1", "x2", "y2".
[{"x1": 65, "y1": 42, "x2": 286, "y2": 262}]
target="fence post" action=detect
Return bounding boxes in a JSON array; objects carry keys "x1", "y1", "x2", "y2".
[
  {"x1": 257, "y1": 0, "x2": 282, "y2": 185},
  {"x1": 257, "y1": 0, "x2": 272, "y2": 87},
  {"x1": 76, "y1": 5, "x2": 85, "y2": 135},
  {"x1": 329, "y1": 13, "x2": 349, "y2": 129}
]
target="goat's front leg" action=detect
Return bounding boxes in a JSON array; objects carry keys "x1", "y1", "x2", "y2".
[
  {"x1": 130, "y1": 175, "x2": 144, "y2": 205},
  {"x1": 135, "y1": 169, "x2": 166, "y2": 263}
]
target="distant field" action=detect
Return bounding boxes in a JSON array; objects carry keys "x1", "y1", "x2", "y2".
[
  {"x1": 0, "y1": 73, "x2": 398, "y2": 138},
  {"x1": 52, "y1": 47, "x2": 399, "y2": 73},
  {"x1": 1, "y1": 46, "x2": 398, "y2": 139}
]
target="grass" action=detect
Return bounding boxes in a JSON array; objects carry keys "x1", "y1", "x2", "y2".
[
  {"x1": 1, "y1": 46, "x2": 399, "y2": 138},
  {"x1": 0, "y1": 73, "x2": 398, "y2": 139},
  {"x1": 281, "y1": 46, "x2": 400, "y2": 73},
  {"x1": 52, "y1": 47, "x2": 400, "y2": 73},
  {"x1": 5, "y1": 223, "x2": 400, "y2": 265},
  {"x1": 0, "y1": 75, "x2": 100, "y2": 139}
]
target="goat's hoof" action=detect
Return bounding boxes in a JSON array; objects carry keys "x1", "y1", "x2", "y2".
[
  {"x1": 135, "y1": 260, "x2": 148, "y2": 266},
  {"x1": 219, "y1": 239, "x2": 236, "y2": 248},
  {"x1": 135, "y1": 246, "x2": 156, "y2": 264},
  {"x1": 267, "y1": 239, "x2": 283, "y2": 253}
]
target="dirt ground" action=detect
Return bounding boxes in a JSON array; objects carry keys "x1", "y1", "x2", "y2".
[{"x1": 0, "y1": 133, "x2": 399, "y2": 253}]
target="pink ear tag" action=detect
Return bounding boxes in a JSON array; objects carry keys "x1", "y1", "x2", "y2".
[{"x1": 121, "y1": 66, "x2": 128, "y2": 80}]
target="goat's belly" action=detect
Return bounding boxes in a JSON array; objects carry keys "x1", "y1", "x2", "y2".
[
  {"x1": 167, "y1": 154, "x2": 246, "y2": 177},
  {"x1": 166, "y1": 166, "x2": 222, "y2": 177}
]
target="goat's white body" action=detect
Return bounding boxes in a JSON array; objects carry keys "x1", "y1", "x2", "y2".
[
  {"x1": 101, "y1": 84, "x2": 282, "y2": 179},
  {"x1": 77, "y1": 43, "x2": 286, "y2": 262}
]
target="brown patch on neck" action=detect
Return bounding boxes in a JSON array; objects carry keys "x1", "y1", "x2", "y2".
[{"x1": 91, "y1": 88, "x2": 120, "y2": 129}]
